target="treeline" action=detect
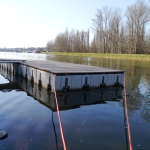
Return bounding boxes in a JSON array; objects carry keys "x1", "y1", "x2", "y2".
[
  {"x1": 46, "y1": 0, "x2": 150, "y2": 54},
  {"x1": 46, "y1": 29, "x2": 90, "y2": 53}
]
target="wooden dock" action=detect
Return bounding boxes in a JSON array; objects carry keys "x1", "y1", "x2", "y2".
[
  {"x1": 22, "y1": 60, "x2": 123, "y2": 75},
  {"x1": 0, "y1": 59, "x2": 124, "y2": 92}
]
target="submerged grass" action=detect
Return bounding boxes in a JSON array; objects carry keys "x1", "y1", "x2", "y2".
[{"x1": 43, "y1": 52, "x2": 150, "y2": 61}]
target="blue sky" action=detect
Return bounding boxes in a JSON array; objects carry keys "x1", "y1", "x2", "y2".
[{"x1": 0, "y1": 0, "x2": 146, "y2": 48}]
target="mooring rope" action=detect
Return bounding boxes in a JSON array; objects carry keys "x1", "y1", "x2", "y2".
[
  {"x1": 123, "y1": 75, "x2": 133, "y2": 150},
  {"x1": 52, "y1": 75, "x2": 67, "y2": 150},
  {"x1": 52, "y1": 74, "x2": 131, "y2": 150}
]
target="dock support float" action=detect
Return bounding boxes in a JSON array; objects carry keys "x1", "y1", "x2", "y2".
[{"x1": 0, "y1": 60, "x2": 124, "y2": 92}]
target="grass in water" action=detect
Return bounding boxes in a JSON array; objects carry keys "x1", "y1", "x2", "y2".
[{"x1": 42, "y1": 52, "x2": 150, "y2": 61}]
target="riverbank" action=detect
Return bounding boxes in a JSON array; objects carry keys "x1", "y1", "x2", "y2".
[{"x1": 43, "y1": 52, "x2": 150, "y2": 61}]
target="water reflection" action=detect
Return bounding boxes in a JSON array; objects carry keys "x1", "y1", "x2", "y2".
[
  {"x1": 0, "y1": 53, "x2": 150, "y2": 121},
  {"x1": 0, "y1": 65, "x2": 128, "y2": 150},
  {"x1": 0, "y1": 68, "x2": 123, "y2": 111},
  {"x1": 0, "y1": 52, "x2": 150, "y2": 149},
  {"x1": 45, "y1": 55, "x2": 150, "y2": 149},
  {"x1": 46, "y1": 55, "x2": 150, "y2": 122},
  {"x1": 0, "y1": 52, "x2": 47, "y2": 60}
]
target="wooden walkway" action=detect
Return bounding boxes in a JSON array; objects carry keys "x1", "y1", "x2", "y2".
[{"x1": 21, "y1": 60, "x2": 124, "y2": 75}]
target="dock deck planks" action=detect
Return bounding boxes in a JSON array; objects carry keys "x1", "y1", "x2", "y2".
[{"x1": 21, "y1": 60, "x2": 124, "y2": 75}]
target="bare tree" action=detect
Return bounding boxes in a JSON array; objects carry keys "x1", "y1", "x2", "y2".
[
  {"x1": 92, "y1": 7, "x2": 123, "y2": 53},
  {"x1": 46, "y1": 40, "x2": 54, "y2": 52},
  {"x1": 125, "y1": 0, "x2": 150, "y2": 54},
  {"x1": 46, "y1": 0, "x2": 150, "y2": 54},
  {"x1": 112, "y1": 8, "x2": 123, "y2": 53}
]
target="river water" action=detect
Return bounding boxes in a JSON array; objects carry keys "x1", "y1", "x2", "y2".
[{"x1": 0, "y1": 52, "x2": 150, "y2": 150}]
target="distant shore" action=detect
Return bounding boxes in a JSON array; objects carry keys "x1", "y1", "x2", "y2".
[{"x1": 42, "y1": 52, "x2": 150, "y2": 61}]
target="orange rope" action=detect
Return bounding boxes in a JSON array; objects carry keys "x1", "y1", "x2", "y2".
[
  {"x1": 52, "y1": 74, "x2": 131, "y2": 150},
  {"x1": 124, "y1": 75, "x2": 133, "y2": 150},
  {"x1": 53, "y1": 75, "x2": 67, "y2": 150}
]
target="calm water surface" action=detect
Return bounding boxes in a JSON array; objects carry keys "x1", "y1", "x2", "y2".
[{"x1": 0, "y1": 52, "x2": 150, "y2": 150}]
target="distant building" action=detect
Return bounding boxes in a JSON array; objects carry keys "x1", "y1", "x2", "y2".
[{"x1": 0, "y1": 47, "x2": 46, "y2": 53}]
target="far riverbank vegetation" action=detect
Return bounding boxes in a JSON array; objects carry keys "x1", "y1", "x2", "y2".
[
  {"x1": 44, "y1": 52, "x2": 150, "y2": 61},
  {"x1": 46, "y1": 0, "x2": 150, "y2": 55}
]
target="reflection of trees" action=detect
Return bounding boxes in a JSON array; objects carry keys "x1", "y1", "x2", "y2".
[
  {"x1": 45, "y1": 54, "x2": 150, "y2": 121},
  {"x1": 141, "y1": 103, "x2": 150, "y2": 122},
  {"x1": 45, "y1": 55, "x2": 88, "y2": 65},
  {"x1": 97, "y1": 59, "x2": 150, "y2": 121},
  {"x1": 139, "y1": 78, "x2": 150, "y2": 122},
  {"x1": 99, "y1": 59, "x2": 150, "y2": 120}
]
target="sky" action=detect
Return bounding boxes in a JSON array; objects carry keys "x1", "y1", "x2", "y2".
[{"x1": 0, "y1": 0, "x2": 147, "y2": 48}]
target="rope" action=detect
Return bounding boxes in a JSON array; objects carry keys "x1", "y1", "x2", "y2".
[
  {"x1": 52, "y1": 74, "x2": 131, "y2": 150},
  {"x1": 52, "y1": 75, "x2": 67, "y2": 150},
  {"x1": 123, "y1": 75, "x2": 133, "y2": 150}
]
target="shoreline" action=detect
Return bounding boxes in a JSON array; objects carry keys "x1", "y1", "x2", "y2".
[{"x1": 42, "y1": 52, "x2": 150, "y2": 61}]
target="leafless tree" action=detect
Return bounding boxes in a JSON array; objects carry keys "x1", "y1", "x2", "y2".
[
  {"x1": 125, "y1": 0, "x2": 150, "y2": 54},
  {"x1": 92, "y1": 7, "x2": 123, "y2": 53},
  {"x1": 46, "y1": 40, "x2": 54, "y2": 52},
  {"x1": 46, "y1": 0, "x2": 150, "y2": 54}
]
